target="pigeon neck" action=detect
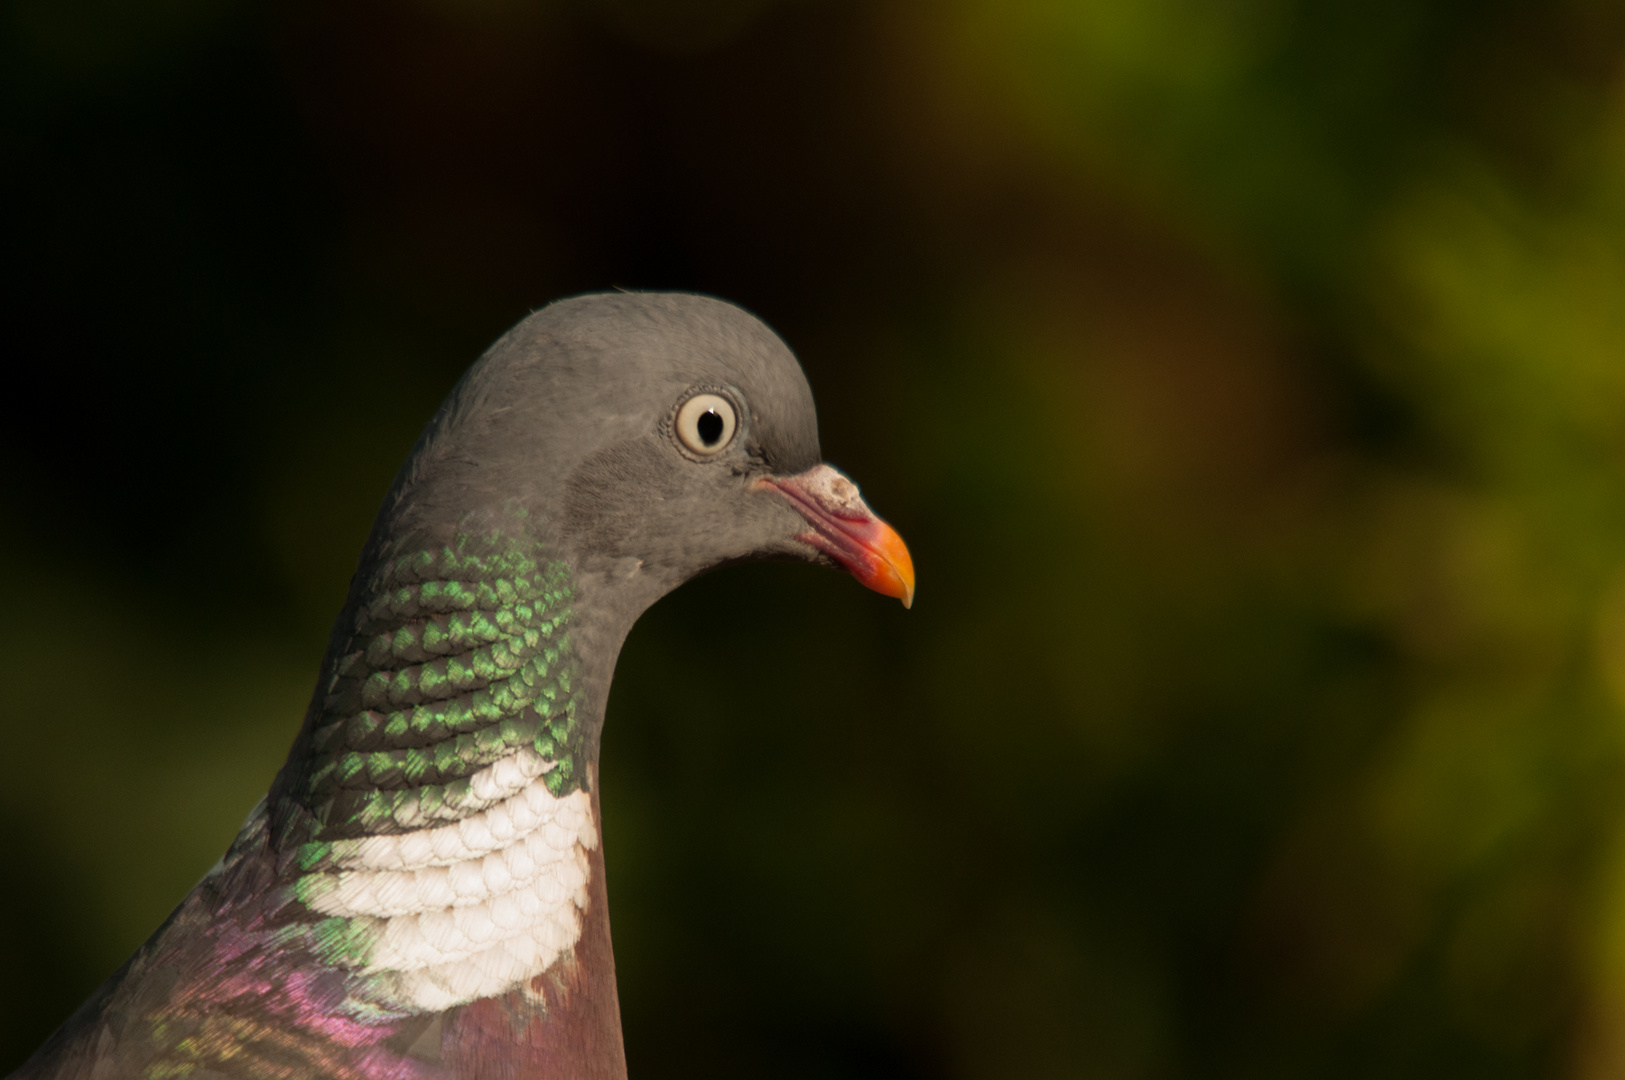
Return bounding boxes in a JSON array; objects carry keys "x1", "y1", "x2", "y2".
[
  {"x1": 259, "y1": 517, "x2": 633, "y2": 1073},
  {"x1": 13, "y1": 520, "x2": 634, "y2": 1080}
]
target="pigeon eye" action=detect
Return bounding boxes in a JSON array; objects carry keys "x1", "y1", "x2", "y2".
[{"x1": 675, "y1": 393, "x2": 737, "y2": 456}]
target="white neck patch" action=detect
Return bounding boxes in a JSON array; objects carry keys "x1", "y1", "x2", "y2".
[{"x1": 299, "y1": 747, "x2": 598, "y2": 1013}]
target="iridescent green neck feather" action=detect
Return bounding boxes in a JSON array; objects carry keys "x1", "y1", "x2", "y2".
[{"x1": 296, "y1": 534, "x2": 584, "y2": 855}]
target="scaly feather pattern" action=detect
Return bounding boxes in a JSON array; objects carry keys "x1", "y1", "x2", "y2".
[{"x1": 271, "y1": 521, "x2": 598, "y2": 1018}]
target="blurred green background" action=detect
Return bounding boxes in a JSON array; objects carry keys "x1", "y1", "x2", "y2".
[{"x1": 5, "y1": 0, "x2": 1625, "y2": 1076}]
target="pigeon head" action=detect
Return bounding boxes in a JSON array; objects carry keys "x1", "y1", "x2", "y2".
[{"x1": 375, "y1": 291, "x2": 913, "y2": 617}]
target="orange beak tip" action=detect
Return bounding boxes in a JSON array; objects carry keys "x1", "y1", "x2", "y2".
[{"x1": 876, "y1": 524, "x2": 915, "y2": 610}]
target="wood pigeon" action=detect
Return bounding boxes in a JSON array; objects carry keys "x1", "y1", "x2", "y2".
[{"x1": 10, "y1": 292, "x2": 914, "y2": 1080}]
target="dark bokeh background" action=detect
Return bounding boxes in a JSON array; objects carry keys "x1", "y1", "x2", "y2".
[{"x1": 7, "y1": 1, "x2": 1625, "y2": 1076}]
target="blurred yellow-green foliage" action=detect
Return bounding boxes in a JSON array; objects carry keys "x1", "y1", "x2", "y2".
[{"x1": 6, "y1": 0, "x2": 1625, "y2": 1076}]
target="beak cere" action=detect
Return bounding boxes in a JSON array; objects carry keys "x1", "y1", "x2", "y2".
[{"x1": 757, "y1": 464, "x2": 916, "y2": 608}]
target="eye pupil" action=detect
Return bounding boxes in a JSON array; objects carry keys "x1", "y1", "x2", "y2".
[{"x1": 696, "y1": 410, "x2": 724, "y2": 446}]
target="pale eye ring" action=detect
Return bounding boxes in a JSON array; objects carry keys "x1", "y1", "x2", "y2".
[{"x1": 675, "y1": 393, "x2": 738, "y2": 455}]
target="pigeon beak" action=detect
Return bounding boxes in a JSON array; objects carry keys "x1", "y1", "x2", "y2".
[{"x1": 756, "y1": 464, "x2": 916, "y2": 608}]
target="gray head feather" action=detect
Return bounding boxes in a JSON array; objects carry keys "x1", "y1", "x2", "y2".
[{"x1": 369, "y1": 290, "x2": 824, "y2": 621}]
